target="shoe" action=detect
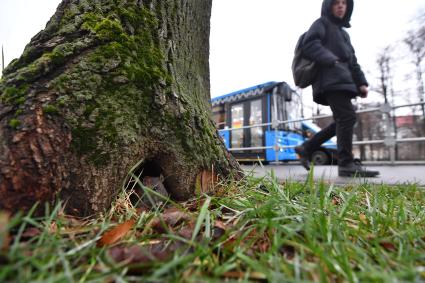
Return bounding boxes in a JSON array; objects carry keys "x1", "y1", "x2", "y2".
[
  {"x1": 295, "y1": 145, "x2": 310, "y2": 171},
  {"x1": 338, "y1": 161, "x2": 380, "y2": 177}
]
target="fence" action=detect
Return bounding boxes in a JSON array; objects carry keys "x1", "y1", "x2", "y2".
[{"x1": 219, "y1": 101, "x2": 425, "y2": 164}]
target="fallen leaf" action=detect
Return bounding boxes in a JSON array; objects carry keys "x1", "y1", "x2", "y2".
[
  {"x1": 178, "y1": 221, "x2": 196, "y2": 239},
  {"x1": 57, "y1": 213, "x2": 85, "y2": 227},
  {"x1": 257, "y1": 241, "x2": 269, "y2": 253},
  {"x1": 222, "y1": 271, "x2": 245, "y2": 279},
  {"x1": 21, "y1": 227, "x2": 42, "y2": 239},
  {"x1": 196, "y1": 170, "x2": 219, "y2": 194},
  {"x1": 332, "y1": 196, "x2": 342, "y2": 205},
  {"x1": 109, "y1": 243, "x2": 170, "y2": 264},
  {"x1": 223, "y1": 232, "x2": 239, "y2": 250},
  {"x1": 380, "y1": 241, "x2": 397, "y2": 252},
  {"x1": 136, "y1": 207, "x2": 149, "y2": 214},
  {"x1": 242, "y1": 229, "x2": 272, "y2": 254},
  {"x1": 149, "y1": 208, "x2": 191, "y2": 233},
  {"x1": 279, "y1": 244, "x2": 296, "y2": 260},
  {"x1": 366, "y1": 234, "x2": 376, "y2": 242},
  {"x1": 0, "y1": 211, "x2": 10, "y2": 251},
  {"x1": 211, "y1": 220, "x2": 228, "y2": 241},
  {"x1": 108, "y1": 241, "x2": 188, "y2": 273},
  {"x1": 223, "y1": 271, "x2": 266, "y2": 280},
  {"x1": 182, "y1": 199, "x2": 201, "y2": 212},
  {"x1": 214, "y1": 220, "x2": 227, "y2": 230},
  {"x1": 212, "y1": 228, "x2": 226, "y2": 241},
  {"x1": 97, "y1": 219, "x2": 135, "y2": 247},
  {"x1": 49, "y1": 222, "x2": 58, "y2": 234}
]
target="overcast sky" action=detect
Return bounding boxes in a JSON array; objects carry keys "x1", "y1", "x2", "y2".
[
  {"x1": 1, "y1": 0, "x2": 424, "y2": 104},
  {"x1": 210, "y1": 0, "x2": 425, "y2": 99}
]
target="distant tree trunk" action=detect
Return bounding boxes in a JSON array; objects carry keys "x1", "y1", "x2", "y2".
[
  {"x1": 404, "y1": 28, "x2": 425, "y2": 118},
  {"x1": 376, "y1": 46, "x2": 399, "y2": 159},
  {"x1": 376, "y1": 46, "x2": 393, "y2": 104},
  {"x1": 0, "y1": 0, "x2": 240, "y2": 216}
]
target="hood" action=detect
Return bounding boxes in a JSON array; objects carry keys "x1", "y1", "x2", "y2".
[{"x1": 321, "y1": 0, "x2": 353, "y2": 28}]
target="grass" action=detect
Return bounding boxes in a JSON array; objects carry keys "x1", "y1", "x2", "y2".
[{"x1": 0, "y1": 170, "x2": 424, "y2": 283}]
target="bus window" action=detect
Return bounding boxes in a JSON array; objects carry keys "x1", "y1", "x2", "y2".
[
  {"x1": 271, "y1": 94, "x2": 287, "y2": 130},
  {"x1": 250, "y1": 99, "x2": 263, "y2": 148},
  {"x1": 271, "y1": 93, "x2": 302, "y2": 132},
  {"x1": 231, "y1": 103, "x2": 244, "y2": 148},
  {"x1": 285, "y1": 92, "x2": 303, "y2": 132}
]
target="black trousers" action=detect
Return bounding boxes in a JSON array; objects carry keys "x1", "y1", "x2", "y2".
[{"x1": 304, "y1": 91, "x2": 357, "y2": 166}]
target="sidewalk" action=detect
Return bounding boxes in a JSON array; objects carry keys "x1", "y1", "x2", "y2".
[{"x1": 241, "y1": 164, "x2": 425, "y2": 186}]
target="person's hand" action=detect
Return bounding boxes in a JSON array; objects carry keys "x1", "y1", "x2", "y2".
[{"x1": 359, "y1": 85, "x2": 368, "y2": 98}]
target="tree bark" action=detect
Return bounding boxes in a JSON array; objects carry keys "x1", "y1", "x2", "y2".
[{"x1": 0, "y1": 0, "x2": 240, "y2": 216}]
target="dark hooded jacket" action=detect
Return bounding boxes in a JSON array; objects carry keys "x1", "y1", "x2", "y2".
[{"x1": 302, "y1": 0, "x2": 368, "y2": 105}]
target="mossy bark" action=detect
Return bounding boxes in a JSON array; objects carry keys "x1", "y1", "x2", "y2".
[{"x1": 0, "y1": 0, "x2": 240, "y2": 216}]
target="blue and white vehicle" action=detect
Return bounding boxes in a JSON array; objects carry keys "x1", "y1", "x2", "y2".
[{"x1": 211, "y1": 81, "x2": 337, "y2": 164}]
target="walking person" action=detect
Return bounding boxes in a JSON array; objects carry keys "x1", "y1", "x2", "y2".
[{"x1": 295, "y1": 0, "x2": 379, "y2": 177}]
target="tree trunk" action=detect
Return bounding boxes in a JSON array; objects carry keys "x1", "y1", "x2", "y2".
[{"x1": 0, "y1": 0, "x2": 240, "y2": 216}]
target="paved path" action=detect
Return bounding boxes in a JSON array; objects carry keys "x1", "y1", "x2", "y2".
[{"x1": 241, "y1": 164, "x2": 425, "y2": 186}]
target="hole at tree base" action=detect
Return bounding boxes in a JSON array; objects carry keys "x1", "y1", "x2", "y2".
[{"x1": 127, "y1": 159, "x2": 170, "y2": 208}]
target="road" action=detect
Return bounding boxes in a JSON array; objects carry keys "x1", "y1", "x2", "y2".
[{"x1": 241, "y1": 164, "x2": 425, "y2": 186}]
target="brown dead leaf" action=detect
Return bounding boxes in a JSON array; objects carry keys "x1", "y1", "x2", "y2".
[
  {"x1": 109, "y1": 243, "x2": 171, "y2": 264},
  {"x1": 223, "y1": 271, "x2": 267, "y2": 280},
  {"x1": 332, "y1": 196, "x2": 342, "y2": 205},
  {"x1": 222, "y1": 228, "x2": 270, "y2": 253},
  {"x1": 257, "y1": 241, "x2": 270, "y2": 253},
  {"x1": 197, "y1": 169, "x2": 219, "y2": 194},
  {"x1": 136, "y1": 207, "x2": 149, "y2": 214},
  {"x1": 149, "y1": 208, "x2": 191, "y2": 233},
  {"x1": 178, "y1": 221, "x2": 196, "y2": 239},
  {"x1": 243, "y1": 229, "x2": 272, "y2": 254},
  {"x1": 97, "y1": 219, "x2": 135, "y2": 247},
  {"x1": 367, "y1": 234, "x2": 376, "y2": 242},
  {"x1": 0, "y1": 211, "x2": 10, "y2": 251},
  {"x1": 212, "y1": 228, "x2": 226, "y2": 241},
  {"x1": 223, "y1": 232, "x2": 239, "y2": 250},
  {"x1": 182, "y1": 199, "x2": 201, "y2": 212},
  {"x1": 21, "y1": 227, "x2": 42, "y2": 239},
  {"x1": 108, "y1": 240, "x2": 189, "y2": 274},
  {"x1": 379, "y1": 241, "x2": 397, "y2": 252},
  {"x1": 49, "y1": 222, "x2": 58, "y2": 234},
  {"x1": 222, "y1": 271, "x2": 246, "y2": 279},
  {"x1": 211, "y1": 220, "x2": 228, "y2": 241},
  {"x1": 280, "y1": 244, "x2": 296, "y2": 260},
  {"x1": 214, "y1": 220, "x2": 227, "y2": 230}
]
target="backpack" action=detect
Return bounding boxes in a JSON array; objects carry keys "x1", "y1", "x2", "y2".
[{"x1": 291, "y1": 32, "x2": 318, "y2": 88}]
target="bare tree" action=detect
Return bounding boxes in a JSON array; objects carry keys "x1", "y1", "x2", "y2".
[
  {"x1": 375, "y1": 45, "x2": 394, "y2": 104},
  {"x1": 404, "y1": 18, "x2": 425, "y2": 117},
  {"x1": 374, "y1": 45, "x2": 402, "y2": 158}
]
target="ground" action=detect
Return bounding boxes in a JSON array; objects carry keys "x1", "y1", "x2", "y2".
[{"x1": 1, "y1": 171, "x2": 424, "y2": 282}]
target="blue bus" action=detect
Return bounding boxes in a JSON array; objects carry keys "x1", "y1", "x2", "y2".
[{"x1": 211, "y1": 81, "x2": 337, "y2": 164}]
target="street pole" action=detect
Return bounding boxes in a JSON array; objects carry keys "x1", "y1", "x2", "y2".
[
  {"x1": 416, "y1": 65, "x2": 425, "y2": 119},
  {"x1": 1, "y1": 45, "x2": 4, "y2": 73}
]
